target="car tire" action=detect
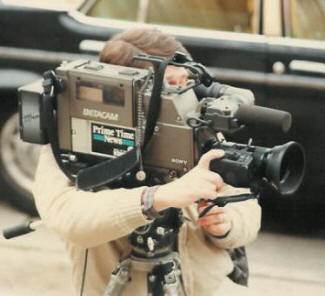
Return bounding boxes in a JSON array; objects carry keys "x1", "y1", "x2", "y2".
[{"x1": 0, "y1": 101, "x2": 40, "y2": 216}]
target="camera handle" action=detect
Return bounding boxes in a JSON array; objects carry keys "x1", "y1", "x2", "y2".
[
  {"x1": 198, "y1": 192, "x2": 260, "y2": 218},
  {"x1": 3, "y1": 220, "x2": 43, "y2": 239},
  {"x1": 171, "y1": 52, "x2": 214, "y2": 87}
]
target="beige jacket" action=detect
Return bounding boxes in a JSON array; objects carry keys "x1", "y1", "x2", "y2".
[{"x1": 33, "y1": 145, "x2": 261, "y2": 296}]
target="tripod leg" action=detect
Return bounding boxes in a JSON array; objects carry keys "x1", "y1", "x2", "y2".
[
  {"x1": 148, "y1": 258, "x2": 185, "y2": 296},
  {"x1": 162, "y1": 265, "x2": 185, "y2": 296},
  {"x1": 102, "y1": 260, "x2": 131, "y2": 296}
]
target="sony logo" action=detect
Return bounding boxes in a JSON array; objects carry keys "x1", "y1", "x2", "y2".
[
  {"x1": 83, "y1": 108, "x2": 119, "y2": 121},
  {"x1": 171, "y1": 158, "x2": 188, "y2": 166}
]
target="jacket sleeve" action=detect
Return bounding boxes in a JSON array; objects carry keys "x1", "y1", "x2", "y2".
[
  {"x1": 32, "y1": 145, "x2": 150, "y2": 248},
  {"x1": 205, "y1": 185, "x2": 261, "y2": 249}
]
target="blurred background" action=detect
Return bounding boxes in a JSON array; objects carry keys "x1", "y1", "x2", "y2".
[{"x1": 1, "y1": 0, "x2": 325, "y2": 295}]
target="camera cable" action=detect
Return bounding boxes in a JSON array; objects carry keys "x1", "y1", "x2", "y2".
[
  {"x1": 80, "y1": 249, "x2": 89, "y2": 296},
  {"x1": 198, "y1": 192, "x2": 259, "y2": 218}
]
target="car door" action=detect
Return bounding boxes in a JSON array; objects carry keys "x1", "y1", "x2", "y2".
[{"x1": 262, "y1": 0, "x2": 325, "y2": 204}]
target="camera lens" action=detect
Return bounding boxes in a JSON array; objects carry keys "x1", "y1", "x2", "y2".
[
  {"x1": 279, "y1": 164, "x2": 290, "y2": 184},
  {"x1": 265, "y1": 142, "x2": 305, "y2": 195},
  {"x1": 279, "y1": 143, "x2": 305, "y2": 193}
]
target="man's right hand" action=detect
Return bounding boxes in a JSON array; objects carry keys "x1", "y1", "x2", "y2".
[{"x1": 153, "y1": 150, "x2": 225, "y2": 211}]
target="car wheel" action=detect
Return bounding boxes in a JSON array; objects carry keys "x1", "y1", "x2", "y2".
[{"x1": 0, "y1": 108, "x2": 40, "y2": 216}]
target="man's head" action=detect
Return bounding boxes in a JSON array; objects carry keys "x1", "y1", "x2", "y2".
[
  {"x1": 100, "y1": 27, "x2": 189, "y2": 67},
  {"x1": 99, "y1": 27, "x2": 190, "y2": 86}
]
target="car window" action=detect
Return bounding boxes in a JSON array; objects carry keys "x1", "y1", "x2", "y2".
[
  {"x1": 3, "y1": 0, "x2": 82, "y2": 10},
  {"x1": 147, "y1": 0, "x2": 257, "y2": 33},
  {"x1": 289, "y1": 0, "x2": 325, "y2": 41},
  {"x1": 86, "y1": 0, "x2": 259, "y2": 34},
  {"x1": 86, "y1": 0, "x2": 139, "y2": 21}
]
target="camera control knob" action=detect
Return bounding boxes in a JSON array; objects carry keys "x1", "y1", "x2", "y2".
[
  {"x1": 136, "y1": 170, "x2": 147, "y2": 181},
  {"x1": 147, "y1": 237, "x2": 155, "y2": 251},
  {"x1": 223, "y1": 109, "x2": 231, "y2": 116},
  {"x1": 226, "y1": 151, "x2": 240, "y2": 161},
  {"x1": 136, "y1": 235, "x2": 144, "y2": 244},
  {"x1": 156, "y1": 227, "x2": 165, "y2": 236}
]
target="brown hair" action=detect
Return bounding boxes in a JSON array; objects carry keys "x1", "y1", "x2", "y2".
[{"x1": 99, "y1": 27, "x2": 189, "y2": 68}]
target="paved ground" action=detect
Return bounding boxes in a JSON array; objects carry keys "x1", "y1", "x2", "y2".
[{"x1": 1, "y1": 200, "x2": 325, "y2": 296}]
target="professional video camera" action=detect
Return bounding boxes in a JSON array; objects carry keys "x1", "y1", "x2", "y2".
[{"x1": 18, "y1": 53, "x2": 305, "y2": 205}]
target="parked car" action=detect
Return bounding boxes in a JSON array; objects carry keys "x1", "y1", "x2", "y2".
[{"x1": 1, "y1": 0, "x2": 325, "y2": 223}]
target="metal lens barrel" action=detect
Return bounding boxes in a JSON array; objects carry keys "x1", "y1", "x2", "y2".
[{"x1": 263, "y1": 141, "x2": 305, "y2": 195}]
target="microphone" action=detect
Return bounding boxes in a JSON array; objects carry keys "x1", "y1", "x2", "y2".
[{"x1": 235, "y1": 104, "x2": 292, "y2": 133}]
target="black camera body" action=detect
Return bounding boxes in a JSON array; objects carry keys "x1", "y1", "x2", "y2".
[{"x1": 207, "y1": 140, "x2": 304, "y2": 195}]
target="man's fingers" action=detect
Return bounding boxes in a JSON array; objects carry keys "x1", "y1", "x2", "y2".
[
  {"x1": 198, "y1": 204, "x2": 225, "y2": 215},
  {"x1": 198, "y1": 149, "x2": 225, "y2": 170},
  {"x1": 201, "y1": 171, "x2": 224, "y2": 189},
  {"x1": 199, "y1": 188, "x2": 219, "y2": 200},
  {"x1": 197, "y1": 213, "x2": 230, "y2": 226},
  {"x1": 165, "y1": 66, "x2": 188, "y2": 86},
  {"x1": 205, "y1": 222, "x2": 231, "y2": 236},
  {"x1": 198, "y1": 200, "x2": 208, "y2": 209}
]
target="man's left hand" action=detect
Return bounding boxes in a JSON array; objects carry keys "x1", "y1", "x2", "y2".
[
  {"x1": 165, "y1": 65, "x2": 188, "y2": 86},
  {"x1": 197, "y1": 202, "x2": 232, "y2": 237}
]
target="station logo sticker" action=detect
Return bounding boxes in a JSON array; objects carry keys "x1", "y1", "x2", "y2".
[{"x1": 91, "y1": 123, "x2": 135, "y2": 157}]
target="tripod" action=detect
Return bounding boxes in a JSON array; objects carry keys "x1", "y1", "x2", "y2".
[{"x1": 102, "y1": 208, "x2": 185, "y2": 296}]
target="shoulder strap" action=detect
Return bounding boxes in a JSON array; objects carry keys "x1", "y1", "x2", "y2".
[
  {"x1": 143, "y1": 58, "x2": 169, "y2": 148},
  {"x1": 76, "y1": 147, "x2": 140, "y2": 190}
]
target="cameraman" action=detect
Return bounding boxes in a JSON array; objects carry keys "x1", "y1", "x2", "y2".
[{"x1": 33, "y1": 28, "x2": 262, "y2": 296}]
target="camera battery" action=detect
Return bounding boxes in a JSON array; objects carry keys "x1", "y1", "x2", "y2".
[{"x1": 18, "y1": 80, "x2": 48, "y2": 144}]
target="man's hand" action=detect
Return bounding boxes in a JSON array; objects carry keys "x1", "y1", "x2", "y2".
[
  {"x1": 153, "y1": 150, "x2": 225, "y2": 211},
  {"x1": 197, "y1": 201, "x2": 232, "y2": 237},
  {"x1": 164, "y1": 65, "x2": 188, "y2": 86}
]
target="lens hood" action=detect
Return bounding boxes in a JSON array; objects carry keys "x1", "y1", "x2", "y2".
[{"x1": 265, "y1": 141, "x2": 305, "y2": 195}]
